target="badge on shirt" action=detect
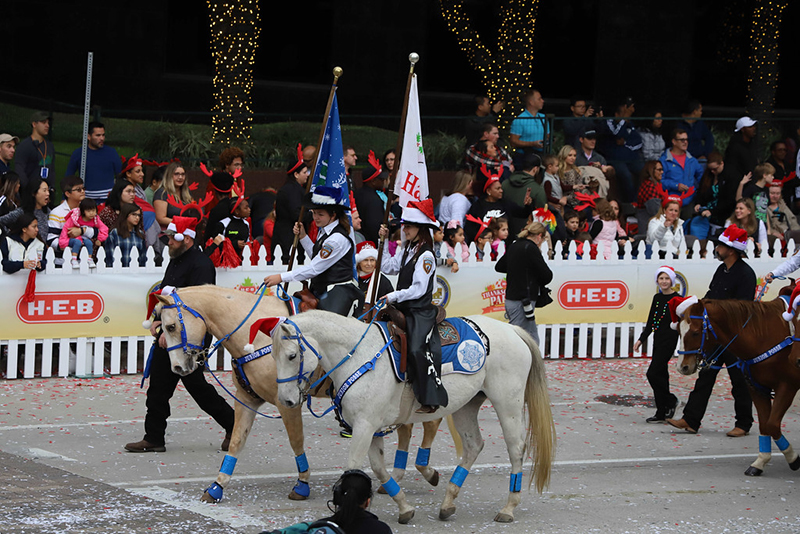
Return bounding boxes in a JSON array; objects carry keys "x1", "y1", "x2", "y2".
[
  {"x1": 320, "y1": 243, "x2": 334, "y2": 259},
  {"x1": 423, "y1": 258, "x2": 433, "y2": 274}
]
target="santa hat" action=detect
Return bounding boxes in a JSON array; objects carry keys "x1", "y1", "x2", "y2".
[
  {"x1": 401, "y1": 198, "x2": 438, "y2": 227},
  {"x1": 355, "y1": 241, "x2": 378, "y2": 265},
  {"x1": 287, "y1": 143, "x2": 305, "y2": 174},
  {"x1": 243, "y1": 317, "x2": 286, "y2": 354},
  {"x1": 121, "y1": 154, "x2": 143, "y2": 175},
  {"x1": 309, "y1": 186, "x2": 346, "y2": 209},
  {"x1": 362, "y1": 150, "x2": 382, "y2": 182},
  {"x1": 782, "y1": 284, "x2": 800, "y2": 321},
  {"x1": 719, "y1": 224, "x2": 748, "y2": 251},
  {"x1": 166, "y1": 216, "x2": 199, "y2": 241},
  {"x1": 480, "y1": 164, "x2": 502, "y2": 193},
  {"x1": 655, "y1": 265, "x2": 676, "y2": 285},
  {"x1": 142, "y1": 286, "x2": 176, "y2": 329},
  {"x1": 669, "y1": 295, "x2": 699, "y2": 330}
]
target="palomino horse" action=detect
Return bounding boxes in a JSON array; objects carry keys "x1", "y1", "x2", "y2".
[
  {"x1": 675, "y1": 296, "x2": 800, "y2": 476},
  {"x1": 153, "y1": 285, "x2": 444, "y2": 502},
  {"x1": 266, "y1": 310, "x2": 556, "y2": 524}
]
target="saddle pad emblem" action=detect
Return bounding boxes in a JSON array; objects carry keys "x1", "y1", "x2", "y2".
[{"x1": 456, "y1": 339, "x2": 485, "y2": 372}]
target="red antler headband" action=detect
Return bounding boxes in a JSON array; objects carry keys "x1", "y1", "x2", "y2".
[
  {"x1": 574, "y1": 191, "x2": 601, "y2": 211},
  {"x1": 656, "y1": 184, "x2": 695, "y2": 207},
  {"x1": 230, "y1": 182, "x2": 246, "y2": 214},
  {"x1": 287, "y1": 144, "x2": 304, "y2": 174},
  {"x1": 770, "y1": 172, "x2": 795, "y2": 187},
  {"x1": 363, "y1": 150, "x2": 383, "y2": 182},
  {"x1": 466, "y1": 214, "x2": 492, "y2": 242},
  {"x1": 121, "y1": 154, "x2": 143, "y2": 175},
  {"x1": 480, "y1": 164, "x2": 502, "y2": 193},
  {"x1": 166, "y1": 191, "x2": 215, "y2": 218}
]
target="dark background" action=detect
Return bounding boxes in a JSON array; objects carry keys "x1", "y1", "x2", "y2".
[{"x1": 5, "y1": 0, "x2": 799, "y2": 122}]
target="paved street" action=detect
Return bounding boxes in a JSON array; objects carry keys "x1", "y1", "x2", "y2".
[{"x1": 2, "y1": 359, "x2": 800, "y2": 533}]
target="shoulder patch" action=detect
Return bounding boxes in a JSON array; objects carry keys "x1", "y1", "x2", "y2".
[
  {"x1": 423, "y1": 257, "x2": 434, "y2": 274},
  {"x1": 319, "y1": 243, "x2": 334, "y2": 259}
]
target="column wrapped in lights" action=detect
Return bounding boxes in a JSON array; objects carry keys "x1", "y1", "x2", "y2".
[
  {"x1": 207, "y1": 1, "x2": 261, "y2": 144},
  {"x1": 747, "y1": 1, "x2": 787, "y2": 130},
  {"x1": 439, "y1": 0, "x2": 539, "y2": 124}
]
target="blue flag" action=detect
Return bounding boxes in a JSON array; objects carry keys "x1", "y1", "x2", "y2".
[
  {"x1": 310, "y1": 92, "x2": 357, "y2": 278},
  {"x1": 311, "y1": 93, "x2": 350, "y2": 209}
]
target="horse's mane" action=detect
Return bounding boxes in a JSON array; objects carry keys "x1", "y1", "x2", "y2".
[
  {"x1": 704, "y1": 298, "x2": 787, "y2": 339},
  {"x1": 176, "y1": 284, "x2": 290, "y2": 315}
]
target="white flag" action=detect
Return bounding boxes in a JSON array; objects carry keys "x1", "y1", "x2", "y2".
[{"x1": 393, "y1": 75, "x2": 429, "y2": 208}]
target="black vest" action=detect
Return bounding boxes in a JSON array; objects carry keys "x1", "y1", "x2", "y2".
[
  {"x1": 310, "y1": 223, "x2": 354, "y2": 296},
  {"x1": 396, "y1": 242, "x2": 435, "y2": 309}
]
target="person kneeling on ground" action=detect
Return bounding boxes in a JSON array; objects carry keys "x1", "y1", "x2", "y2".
[{"x1": 260, "y1": 469, "x2": 392, "y2": 534}]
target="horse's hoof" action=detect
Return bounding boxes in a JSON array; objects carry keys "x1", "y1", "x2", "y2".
[
  {"x1": 494, "y1": 512, "x2": 514, "y2": 523},
  {"x1": 288, "y1": 490, "x2": 308, "y2": 500},
  {"x1": 439, "y1": 506, "x2": 456, "y2": 520},
  {"x1": 398, "y1": 510, "x2": 415, "y2": 524},
  {"x1": 429, "y1": 469, "x2": 440, "y2": 487},
  {"x1": 745, "y1": 466, "x2": 763, "y2": 477},
  {"x1": 790, "y1": 456, "x2": 800, "y2": 471},
  {"x1": 200, "y1": 491, "x2": 218, "y2": 503}
]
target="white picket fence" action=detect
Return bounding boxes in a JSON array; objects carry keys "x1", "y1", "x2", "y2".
[{"x1": 1, "y1": 237, "x2": 793, "y2": 380}]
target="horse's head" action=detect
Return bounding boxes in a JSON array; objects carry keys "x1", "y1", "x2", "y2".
[
  {"x1": 676, "y1": 300, "x2": 713, "y2": 376},
  {"x1": 267, "y1": 319, "x2": 320, "y2": 409},
  {"x1": 156, "y1": 293, "x2": 208, "y2": 376}
]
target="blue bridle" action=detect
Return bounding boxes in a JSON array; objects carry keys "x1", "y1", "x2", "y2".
[
  {"x1": 274, "y1": 304, "x2": 396, "y2": 434},
  {"x1": 161, "y1": 292, "x2": 208, "y2": 358}
]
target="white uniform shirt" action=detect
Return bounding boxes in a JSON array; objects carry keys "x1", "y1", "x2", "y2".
[
  {"x1": 281, "y1": 220, "x2": 353, "y2": 283},
  {"x1": 381, "y1": 241, "x2": 435, "y2": 304}
]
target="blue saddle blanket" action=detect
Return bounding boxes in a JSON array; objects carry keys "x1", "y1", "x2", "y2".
[{"x1": 375, "y1": 317, "x2": 488, "y2": 382}]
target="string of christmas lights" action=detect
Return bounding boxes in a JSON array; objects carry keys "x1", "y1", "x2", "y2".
[
  {"x1": 439, "y1": 0, "x2": 539, "y2": 125},
  {"x1": 207, "y1": 1, "x2": 261, "y2": 145},
  {"x1": 746, "y1": 0, "x2": 788, "y2": 122}
]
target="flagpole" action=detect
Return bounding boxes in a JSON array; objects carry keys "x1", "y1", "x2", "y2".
[
  {"x1": 283, "y1": 66, "x2": 343, "y2": 292},
  {"x1": 367, "y1": 53, "x2": 419, "y2": 313}
]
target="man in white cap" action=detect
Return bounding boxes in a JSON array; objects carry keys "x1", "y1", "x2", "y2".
[
  {"x1": 725, "y1": 117, "x2": 759, "y2": 183},
  {"x1": 0, "y1": 133, "x2": 19, "y2": 174}
]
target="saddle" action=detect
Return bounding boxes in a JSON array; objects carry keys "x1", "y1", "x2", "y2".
[
  {"x1": 374, "y1": 304, "x2": 447, "y2": 374},
  {"x1": 293, "y1": 281, "x2": 319, "y2": 313}
]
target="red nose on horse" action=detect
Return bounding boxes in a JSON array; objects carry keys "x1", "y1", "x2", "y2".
[{"x1": 675, "y1": 289, "x2": 800, "y2": 477}]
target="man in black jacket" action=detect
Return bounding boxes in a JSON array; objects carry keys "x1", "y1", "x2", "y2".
[
  {"x1": 125, "y1": 215, "x2": 234, "y2": 453},
  {"x1": 667, "y1": 224, "x2": 755, "y2": 437}
]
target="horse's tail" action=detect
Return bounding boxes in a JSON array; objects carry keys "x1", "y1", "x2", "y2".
[{"x1": 513, "y1": 325, "x2": 556, "y2": 493}]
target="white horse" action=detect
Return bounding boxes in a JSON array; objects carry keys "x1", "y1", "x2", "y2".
[
  {"x1": 154, "y1": 285, "x2": 447, "y2": 503},
  {"x1": 263, "y1": 310, "x2": 556, "y2": 524}
]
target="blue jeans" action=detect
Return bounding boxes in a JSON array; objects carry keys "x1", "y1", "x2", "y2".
[{"x1": 69, "y1": 236, "x2": 93, "y2": 255}]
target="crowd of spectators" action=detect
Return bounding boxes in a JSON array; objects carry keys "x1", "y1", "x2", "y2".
[{"x1": 1, "y1": 97, "x2": 799, "y2": 284}]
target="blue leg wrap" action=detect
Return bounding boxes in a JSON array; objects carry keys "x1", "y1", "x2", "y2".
[
  {"x1": 295, "y1": 452, "x2": 309, "y2": 473},
  {"x1": 415, "y1": 447, "x2": 431, "y2": 467},
  {"x1": 293, "y1": 479, "x2": 310, "y2": 498},
  {"x1": 760, "y1": 435, "x2": 772, "y2": 453},
  {"x1": 509, "y1": 472, "x2": 523, "y2": 493},
  {"x1": 381, "y1": 477, "x2": 401, "y2": 497},
  {"x1": 394, "y1": 450, "x2": 409, "y2": 470},
  {"x1": 205, "y1": 482, "x2": 224, "y2": 501},
  {"x1": 220, "y1": 455, "x2": 237, "y2": 476},
  {"x1": 776, "y1": 435, "x2": 790, "y2": 451},
  {"x1": 450, "y1": 466, "x2": 469, "y2": 488}
]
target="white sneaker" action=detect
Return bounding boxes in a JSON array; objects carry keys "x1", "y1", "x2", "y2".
[
  {"x1": 87, "y1": 258, "x2": 96, "y2": 268},
  {"x1": 71, "y1": 258, "x2": 80, "y2": 269}
]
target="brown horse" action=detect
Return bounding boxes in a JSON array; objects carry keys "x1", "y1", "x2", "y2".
[
  {"x1": 675, "y1": 296, "x2": 800, "y2": 476},
  {"x1": 152, "y1": 285, "x2": 447, "y2": 502}
]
